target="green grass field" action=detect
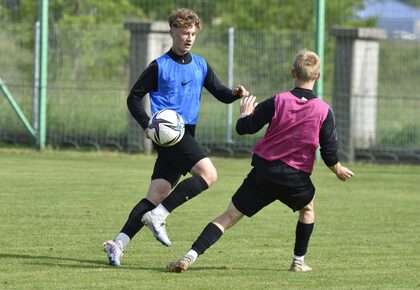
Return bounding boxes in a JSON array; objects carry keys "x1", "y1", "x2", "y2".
[{"x1": 0, "y1": 148, "x2": 419, "y2": 289}]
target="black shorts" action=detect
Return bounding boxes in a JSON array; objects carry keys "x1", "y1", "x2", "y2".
[
  {"x1": 232, "y1": 168, "x2": 315, "y2": 216},
  {"x1": 151, "y1": 132, "x2": 207, "y2": 188}
]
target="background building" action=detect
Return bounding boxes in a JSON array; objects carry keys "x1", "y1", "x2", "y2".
[{"x1": 358, "y1": 0, "x2": 420, "y2": 39}]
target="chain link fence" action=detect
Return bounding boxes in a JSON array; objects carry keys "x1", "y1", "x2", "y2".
[{"x1": 1, "y1": 19, "x2": 420, "y2": 163}]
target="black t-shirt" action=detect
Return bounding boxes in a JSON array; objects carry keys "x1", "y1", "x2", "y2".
[
  {"x1": 126, "y1": 49, "x2": 240, "y2": 134},
  {"x1": 236, "y1": 87, "x2": 339, "y2": 186}
]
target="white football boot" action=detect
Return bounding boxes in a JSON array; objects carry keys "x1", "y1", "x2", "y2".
[
  {"x1": 102, "y1": 240, "x2": 124, "y2": 267},
  {"x1": 141, "y1": 211, "x2": 171, "y2": 246}
]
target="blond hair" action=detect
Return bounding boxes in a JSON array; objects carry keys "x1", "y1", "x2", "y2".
[
  {"x1": 168, "y1": 8, "x2": 201, "y2": 31},
  {"x1": 292, "y1": 49, "x2": 320, "y2": 82}
]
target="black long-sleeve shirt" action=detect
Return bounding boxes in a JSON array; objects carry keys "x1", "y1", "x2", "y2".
[
  {"x1": 236, "y1": 87, "x2": 339, "y2": 186},
  {"x1": 127, "y1": 49, "x2": 240, "y2": 136}
]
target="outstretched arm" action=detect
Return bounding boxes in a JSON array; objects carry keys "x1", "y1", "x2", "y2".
[
  {"x1": 239, "y1": 95, "x2": 258, "y2": 117},
  {"x1": 232, "y1": 85, "x2": 249, "y2": 98},
  {"x1": 204, "y1": 62, "x2": 248, "y2": 103},
  {"x1": 236, "y1": 96, "x2": 274, "y2": 135}
]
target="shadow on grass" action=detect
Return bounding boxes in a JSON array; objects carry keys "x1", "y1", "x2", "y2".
[
  {"x1": 188, "y1": 265, "x2": 283, "y2": 272},
  {"x1": 1, "y1": 253, "x2": 283, "y2": 272},
  {"x1": 0, "y1": 253, "x2": 163, "y2": 271}
]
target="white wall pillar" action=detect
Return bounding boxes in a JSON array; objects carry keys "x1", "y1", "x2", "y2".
[
  {"x1": 331, "y1": 28, "x2": 387, "y2": 161},
  {"x1": 124, "y1": 21, "x2": 172, "y2": 153}
]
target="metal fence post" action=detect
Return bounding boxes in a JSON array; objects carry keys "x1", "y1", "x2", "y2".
[
  {"x1": 33, "y1": 21, "x2": 40, "y2": 134},
  {"x1": 315, "y1": 0, "x2": 325, "y2": 101},
  {"x1": 0, "y1": 78, "x2": 36, "y2": 138},
  {"x1": 225, "y1": 26, "x2": 235, "y2": 144},
  {"x1": 315, "y1": 0, "x2": 325, "y2": 161},
  {"x1": 37, "y1": 0, "x2": 48, "y2": 150}
]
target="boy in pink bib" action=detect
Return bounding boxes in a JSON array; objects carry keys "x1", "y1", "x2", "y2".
[{"x1": 168, "y1": 49, "x2": 354, "y2": 273}]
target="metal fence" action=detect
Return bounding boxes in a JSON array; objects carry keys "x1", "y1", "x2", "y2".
[{"x1": 1, "y1": 21, "x2": 420, "y2": 163}]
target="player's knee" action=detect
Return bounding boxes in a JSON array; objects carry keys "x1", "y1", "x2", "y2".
[
  {"x1": 146, "y1": 179, "x2": 172, "y2": 203},
  {"x1": 202, "y1": 168, "x2": 217, "y2": 187},
  {"x1": 299, "y1": 205, "x2": 314, "y2": 223},
  {"x1": 209, "y1": 169, "x2": 218, "y2": 185},
  {"x1": 302, "y1": 212, "x2": 314, "y2": 223},
  {"x1": 214, "y1": 203, "x2": 243, "y2": 230}
]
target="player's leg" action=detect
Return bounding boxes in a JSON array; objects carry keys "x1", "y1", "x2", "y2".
[
  {"x1": 143, "y1": 135, "x2": 211, "y2": 245},
  {"x1": 192, "y1": 201, "x2": 244, "y2": 257},
  {"x1": 290, "y1": 199, "x2": 315, "y2": 272},
  {"x1": 160, "y1": 157, "x2": 216, "y2": 212},
  {"x1": 103, "y1": 178, "x2": 172, "y2": 266},
  {"x1": 119, "y1": 178, "x2": 172, "y2": 239},
  {"x1": 167, "y1": 201, "x2": 244, "y2": 272},
  {"x1": 103, "y1": 155, "x2": 180, "y2": 265},
  {"x1": 167, "y1": 170, "x2": 271, "y2": 272},
  {"x1": 273, "y1": 179, "x2": 315, "y2": 272},
  {"x1": 140, "y1": 154, "x2": 182, "y2": 246},
  {"x1": 143, "y1": 159, "x2": 213, "y2": 246},
  {"x1": 141, "y1": 179, "x2": 178, "y2": 246}
]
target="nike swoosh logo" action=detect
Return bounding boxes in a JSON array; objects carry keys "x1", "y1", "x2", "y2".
[{"x1": 181, "y1": 80, "x2": 192, "y2": 86}]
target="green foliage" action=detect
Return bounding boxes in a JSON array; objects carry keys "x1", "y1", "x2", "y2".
[
  {"x1": 1, "y1": 0, "x2": 418, "y2": 152},
  {"x1": 400, "y1": 0, "x2": 420, "y2": 8},
  {"x1": 0, "y1": 0, "x2": 372, "y2": 87},
  {"x1": 379, "y1": 40, "x2": 420, "y2": 97},
  {"x1": 129, "y1": 0, "x2": 228, "y2": 24},
  {"x1": 378, "y1": 124, "x2": 420, "y2": 148},
  {"x1": 0, "y1": 0, "x2": 374, "y2": 90},
  {"x1": 0, "y1": 23, "x2": 34, "y2": 83},
  {"x1": 0, "y1": 149, "x2": 419, "y2": 289},
  {"x1": 48, "y1": 24, "x2": 129, "y2": 83},
  {"x1": 1, "y1": 0, "x2": 146, "y2": 24},
  {"x1": 2, "y1": 0, "x2": 370, "y2": 31},
  {"x1": 0, "y1": 0, "x2": 37, "y2": 23}
]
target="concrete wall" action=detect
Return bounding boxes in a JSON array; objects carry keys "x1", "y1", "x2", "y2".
[
  {"x1": 124, "y1": 21, "x2": 172, "y2": 153},
  {"x1": 331, "y1": 28, "x2": 387, "y2": 161}
]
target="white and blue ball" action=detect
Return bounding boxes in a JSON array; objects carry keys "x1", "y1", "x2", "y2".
[{"x1": 147, "y1": 109, "x2": 185, "y2": 147}]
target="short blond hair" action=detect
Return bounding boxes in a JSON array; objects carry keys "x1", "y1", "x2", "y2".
[
  {"x1": 292, "y1": 49, "x2": 320, "y2": 82},
  {"x1": 168, "y1": 8, "x2": 201, "y2": 31}
]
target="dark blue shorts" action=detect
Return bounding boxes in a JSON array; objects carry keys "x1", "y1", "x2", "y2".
[
  {"x1": 232, "y1": 168, "x2": 315, "y2": 215},
  {"x1": 151, "y1": 132, "x2": 207, "y2": 188}
]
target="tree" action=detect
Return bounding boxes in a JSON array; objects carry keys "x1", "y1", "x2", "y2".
[
  {"x1": 216, "y1": 0, "x2": 372, "y2": 31},
  {"x1": 400, "y1": 0, "x2": 420, "y2": 8},
  {"x1": 2, "y1": 0, "x2": 371, "y2": 30}
]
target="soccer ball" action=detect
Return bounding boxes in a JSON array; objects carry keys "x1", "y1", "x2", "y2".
[{"x1": 147, "y1": 109, "x2": 185, "y2": 147}]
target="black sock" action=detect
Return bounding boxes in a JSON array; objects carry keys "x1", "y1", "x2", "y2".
[
  {"x1": 161, "y1": 175, "x2": 209, "y2": 212},
  {"x1": 120, "y1": 198, "x2": 156, "y2": 239},
  {"x1": 293, "y1": 221, "x2": 314, "y2": 256},
  {"x1": 191, "y1": 222, "x2": 223, "y2": 256}
]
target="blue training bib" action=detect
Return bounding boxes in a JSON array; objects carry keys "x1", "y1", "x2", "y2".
[{"x1": 150, "y1": 53, "x2": 207, "y2": 125}]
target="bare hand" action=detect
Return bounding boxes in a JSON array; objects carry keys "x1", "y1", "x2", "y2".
[
  {"x1": 232, "y1": 85, "x2": 249, "y2": 98},
  {"x1": 240, "y1": 95, "x2": 258, "y2": 117},
  {"x1": 336, "y1": 166, "x2": 354, "y2": 181},
  {"x1": 329, "y1": 162, "x2": 354, "y2": 181}
]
